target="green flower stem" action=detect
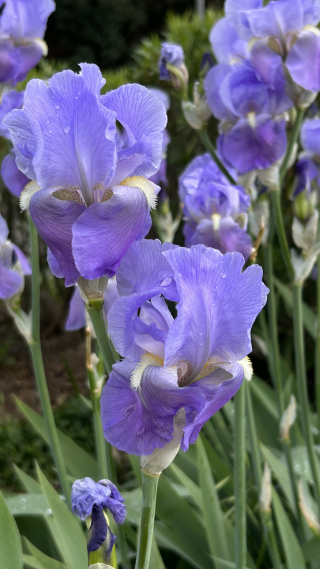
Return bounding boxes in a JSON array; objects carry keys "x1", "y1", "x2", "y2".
[
  {"x1": 270, "y1": 190, "x2": 295, "y2": 282},
  {"x1": 265, "y1": 244, "x2": 305, "y2": 532},
  {"x1": 234, "y1": 382, "x2": 246, "y2": 569},
  {"x1": 198, "y1": 129, "x2": 237, "y2": 185},
  {"x1": 316, "y1": 242, "x2": 320, "y2": 434},
  {"x1": 292, "y1": 283, "x2": 320, "y2": 510},
  {"x1": 279, "y1": 108, "x2": 305, "y2": 186},
  {"x1": 28, "y1": 217, "x2": 71, "y2": 508},
  {"x1": 135, "y1": 471, "x2": 159, "y2": 569},
  {"x1": 86, "y1": 305, "x2": 115, "y2": 375},
  {"x1": 246, "y1": 386, "x2": 282, "y2": 569}
]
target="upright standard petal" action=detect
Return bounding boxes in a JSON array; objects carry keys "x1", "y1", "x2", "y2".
[
  {"x1": 245, "y1": 0, "x2": 303, "y2": 40},
  {"x1": 0, "y1": 90, "x2": 24, "y2": 139},
  {"x1": 210, "y1": 17, "x2": 247, "y2": 64},
  {"x1": 163, "y1": 246, "x2": 268, "y2": 381},
  {"x1": 101, "y1": 359, "x2": 205, "y2": 456},
  {"x1": 286, "y1": 32, "x2": 320, "y2": 93},
  {"x1": 30, "y1": 189, "x2": 84, "y2": 286},
  {"x1": 21, "y1": 67, "x2": 117, "y2": 196},
  {"x1": 101, "y1": 84, "x2": 167, "y2": 179},
  {"x1": 1, "y1": 0, "x2": 55, "y2": 41}
]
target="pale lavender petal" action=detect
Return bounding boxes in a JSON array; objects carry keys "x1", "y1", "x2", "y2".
[
  {"x1": 218, "y1": 116, "x2": 287, "y2": 174},
  {"x1": 1, "y1": 151, "x2": 29, "y2": 197},
  {"x1": 204, "y1": 64, "x2": 237, "y2": 122},
  {"x1": 245, "y1": 0, "x2": 303, "y2": 39},
  {"x1": 0, "y1": 38, "x2": 20, "y2": 84},
  {"x1": 101, "y1": 359, "x2": 205, "y2": 456},
  {"x1": 12, "y1": 244, "x2": 31, "y2": 275},
  {"x1": 109, "y1": 139, "x2": 149, "y2": 187},
  {"x1": 303, "y1": 0, "x2": 320, "y2": 25},
  {"x1": 163, "y1": 245, "x2": 268, "y2": 379},
  {"x1": 225, "y1": 0, "x2": 263, "y2": 40},
  {"x1": 182, "y1": 362, "x2": 243, "y2": 450},
  {"x1": 0, "y1": 215, "x2": 9, "y2": 244},
  {"x1": 72, "y1": 186, "x2": 152, "y2": 280},
  {"x1": 13, "y1": 42, "x2": 44, "y2": 84},
  {"x1": 301, "y1": 119, "x2": 320, "y2": 154},
  {"x1": 286, "y1": 32, "x2": 320, "y2": 93},
  {"x1": 1, "y1": 0, "x2": 55, "y2": 40},
  {"x1": 101, "y1": 84, "x2": 167, "y2": 179},
  {"x1": 3, "y1": 109, "x2": 37, "y2": 180},
  {"x1": 0, "y1": 90, "x2": 24, "y2": 139},
  {"x1": 103, "y1": 278, "x2": 119, "y2": 316},
  {"x1": 210, "y1": 17, "x2": 247, "y2": 64},
  {"x1": 66, "y1": 287, "x2": 86, "y2": 331},
  {"x1": 0, "y1": 263, "x2": 23, "y2": 299},
  {"x1": 30, "y1": 189, "x2": 84, "y2": 287},
  {"x1": 47, "y1": 248, "x2": 65, "y2": 279},
  {"x1": 184, "y1": 217, "x2": 252, "y2": 260}
]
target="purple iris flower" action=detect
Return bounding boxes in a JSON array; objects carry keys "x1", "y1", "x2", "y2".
[
  {"x1": 205, "y1": 58, "x2": 291, "y2": 173},
  {"x1": 0, "y1": 213, "x2": 31, "y2": 299},
  {"x1": 72, "y1": 477, "x2": 126, "y2": 562},
  {"x1": 4, "y1": 64, "x2": 167, "y2": 287},
  {"x1": 0, "y1": 90, "x2": 29, "y2": 196},
  {"x1": 179, "y1": 154, "x2": 252, "y2": 259},
  {"x1": 65, "y1": 278, "x2": 119, "y2": 331},
  {"x1": 159, "y1": 43, "x2": 185, "y2": 80},
  {"x1": 299, "y1": 119, "x2": 320, "y2": 187},
  {"x1": 101, "y1": 239, "x2": 268, "y2": 457},
  {"x1": 0, "y1": 0, "x2": 55, "y2": 87},
  {"x1": 224, "y1": 0, "x2": 320, "y2": 92}
]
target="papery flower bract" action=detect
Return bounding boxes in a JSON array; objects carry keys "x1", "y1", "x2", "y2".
[
  {"x1": 101, "y1": 239, "x2": 268, "y2": 458},
  {"x1": 0, "y1": 0, "x2": 55, "y2": 87},
  {"x1": 4, "y1": 64, "x2": 167, "y2": 286},
  {"x1": 65, "y1": 278, "x2": 119, "y2": 331},
  {"x1": 0, "y1": 213, "x2": 31, "y2": 299},
  {"x1": 179, "y1": 153, "x2": 252, "y2": 259}
]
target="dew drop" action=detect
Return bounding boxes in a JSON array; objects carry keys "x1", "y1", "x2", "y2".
[
  {"x1": 221, "y1": 273, "x2": 226, "y2": 279},
  {"x1": 55, "y1": 105, "x2": 60, "y2": 109},
  {"x1": 64, "y1": 126, "x2": 70, "y2": 134},
  {"x1": 160, "y1": 277, "x2": 173, "y2": 287},
  {"x1": 45, "y1": 508, "x2": 52, "y2": 515}
]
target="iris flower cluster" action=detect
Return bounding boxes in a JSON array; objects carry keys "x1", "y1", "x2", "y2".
[
  {"x1": 0, "y1": 0, "x2": 55, "y2": 88},
  {"x1": 179, "y1": 153, "x2": 252, "y2": 259}
]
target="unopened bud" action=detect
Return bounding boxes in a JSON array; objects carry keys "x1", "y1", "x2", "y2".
[
  {"x1": 293, "y1": 190, "x2": 316, "y2": 223},
  {"x1": 298, "y1": 480, "x2": 320, "y2": 538},
  {"x1": 260, "y1": 462, "x2": 272, "y2": 514},
  {"x1": 182, "y1": 82, "x2": 211, "y2": 130},
  {"x1": 280, "y1": 395, "x2": 297, "y2": 441}
]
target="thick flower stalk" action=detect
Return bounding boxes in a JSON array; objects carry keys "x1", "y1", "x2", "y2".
[
  {"x1": 179, "y1": 153, "x2": 252, "y2": 259},
  {"x1": 0, "y1": 0, "x2": 55, "y2": 89},
  {"x1": 72, "y1": 477, "x2": 126, "y2": 566},
  {"x1": 101, "y1": 239, "x2": 268, "y2": 468},
  {"x1": 0, "y1": 213, "x2": 31, "y2": 301},
  {"x1": 0, "y1": 90, "x2": 29, "y2": 196},
  {"x1": 4, "y1": 63, "x2": 167, "y2": 286}
]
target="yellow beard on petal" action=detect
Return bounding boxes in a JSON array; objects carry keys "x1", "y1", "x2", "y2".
[
  {"x1": 130, "y1": 352, "x2": 164, "y2": 390},
  {"x1": 120, "y1": 176, "x2": 158, "y2": 209}
]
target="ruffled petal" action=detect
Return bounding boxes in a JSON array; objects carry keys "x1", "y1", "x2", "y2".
[
  {"x1": 209, "y1": 17, "x2": 248, "y2": 64},
  {"x1": 1, "y1": 0, "x2": 55, "y2": 41},
  {"x1": 225, "y1": 0, "x2": 263, "y2": 40},
  {"x1": 303, "y1": 0, "x2": 320, "y2": 26},
  {"x1": 0, "y1": 90, "x2": 24, "y2": 139},
  {"x1": 1, "y1": 151, "x2": 29, "y2": 197},
  {"x1": 218, "y1": 116, "x2": 287, "y2": 174},
  {"x1": 181, "y1": 362, "x2": 244, "y2": 450},
  {"x1": 72, "y1": 185, "x2": 152, "y2": 280},
  {"x1": 184, "y1": 217, "x2": 252, "y2": 260},
  {"x1": 66, "y1": 287, "x2": 86, "y2": 331},
  {"x1": 100, "y1": 359, "x2": 205, "y2": 456},
  {"x1": 245, "y1": 0, "x2": 303, "y2": 39},
  {"x1": 163, "y1": 245, "x2": 268, "y2": 380},
  {"x1": 286, "y1": 32, "x2": 320, "y2": 93},
  {"x1": 30, "y1": 189, "x2": 84, "y2": 286},
  {"x1": 19, "y1": 66, "x2": 117, "y2": 194},
  {"x1": 101, "y1": 84, "x2": 167, "y2": 179},
  {"x1": 204, "y1": 64, "x2": 237, "y2": 122}
]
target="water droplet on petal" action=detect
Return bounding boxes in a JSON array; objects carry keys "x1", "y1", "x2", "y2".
[
  {"x1": 55, "y1": 105, "x2": 60, "y2": 109},
  {"x1": 221, "y1": 273, "x2": 226, "y2": 279},
  {"x1": 64, "y1": 126, "x2": 70, "y2": 134},
  {"x1": 160, "y1": 277, "x2": 173, "y2": 287},
  {"x1": 45, "y1": 509, "x2": 52, "y2": 515}
]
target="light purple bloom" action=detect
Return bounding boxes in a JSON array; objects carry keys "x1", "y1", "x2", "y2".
[
  {"x1": 101, "y1": 239, "x2": 268, "y2": 456},
  {"x1": 204, "y1": 58, "x2": 290, "y2": 173},
  {"x1": 65, "y1": 278, "x2": 119, "y2": 331},
  {"x1": 159, "y1": 42, "x2": 185, "y2": 80},
  {"x1": 0, "y1": 90, "x2": 29, "y2": 196},
  {"x1": 0, "y1": 213, "x2": 31, "y2": 299},
  {"x1": 179, "y1": 154, "x2": 252, "y2": 259},
  {"x1": 0, "y1": 0, "x2": 55, "y2": 86},
  {"x1": 298, "y1": 119, "x2": 320, "y2": 187},
  {"x1": 224, "y1": 0, "x2": 320, "y2": 92},
  {"x1": 71, "y1": 477, "x2": 126, "y2": 524},
  {"x1": 4, "y1": 64, "x2": 167, "y2": 286}
]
